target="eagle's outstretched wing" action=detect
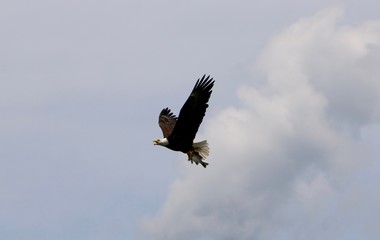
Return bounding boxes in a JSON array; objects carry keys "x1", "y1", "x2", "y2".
[
  {"x1": 169, "y1": 75, "x2": 214, "y2": 147},
  {"x1": 158, "y1": 108, "x2": 177, "y2": 138}
]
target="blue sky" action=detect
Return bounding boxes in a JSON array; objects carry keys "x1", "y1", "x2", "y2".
[{"x1": 1, "y1": 1, "x2": 380, "y2": 239}]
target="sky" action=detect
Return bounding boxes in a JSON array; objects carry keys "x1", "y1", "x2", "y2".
[{"x1": 1, "y1": 1, "x2": 380, "y2": 239}]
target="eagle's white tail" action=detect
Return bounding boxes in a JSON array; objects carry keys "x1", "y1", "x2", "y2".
[
  {"x1": 189, "y1": 140, "x2": 209, "y2": 168},
  {"x1": 193, "y1": 140, "x2": 209, "y2": 159}
]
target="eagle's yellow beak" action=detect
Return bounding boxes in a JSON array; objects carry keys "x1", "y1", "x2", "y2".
[{"x1": 153, "y1": 139, "x2": 160, "y2": 145}]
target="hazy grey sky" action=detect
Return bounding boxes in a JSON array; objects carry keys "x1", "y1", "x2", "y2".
[{"x1": 1, "y1": 1, "x2": 380, "y2": 240}]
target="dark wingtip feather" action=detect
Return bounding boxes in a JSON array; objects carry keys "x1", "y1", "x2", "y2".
[
  {"x1": 160, "y1": 108, "x2": 177, "y2": 119},
  {"x1": 193, "y1": 74, "x2": 215, "y2": 92}
]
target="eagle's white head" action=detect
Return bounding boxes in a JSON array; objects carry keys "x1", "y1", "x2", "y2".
[{"x1": 153, "y1": 138, "x2": 169, "y2": 147}]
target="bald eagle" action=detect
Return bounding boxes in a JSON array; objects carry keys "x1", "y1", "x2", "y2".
[{"x1": 153, "y1": 75, "x2": 215, "y2": 168}]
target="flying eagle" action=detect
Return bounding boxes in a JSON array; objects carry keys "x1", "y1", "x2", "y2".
[{"x1": 153, "y1": 75, "x2": 215, "y2": 168}]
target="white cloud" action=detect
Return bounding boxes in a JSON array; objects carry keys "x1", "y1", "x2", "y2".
[{"x1": 140, "y1": 6, "x2": 380, "y2": 240}]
